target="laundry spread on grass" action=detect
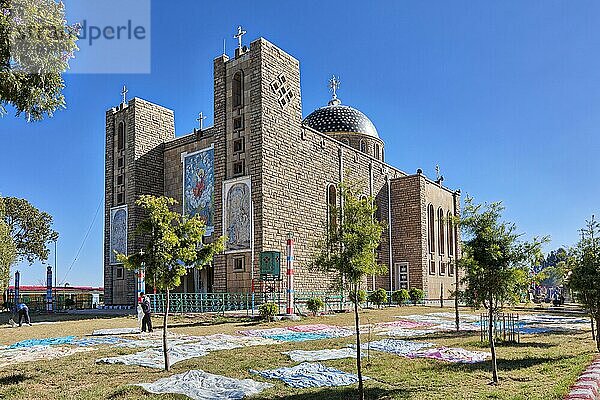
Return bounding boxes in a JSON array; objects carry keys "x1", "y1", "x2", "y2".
[
  {"x1": 376, "y1": 320, "x2": 434, "y2": 329},
  {"x1": 408, "y1": 347, "x2": 491, "y2": 363},
  {"x1": 283, "y1": 348, "x2": 360, "y2": 362},
  {"x1": 8, "y1": 336, "x2": 76, "y2": 349},
  {"x1": 359, "y1": 339, "x2": 435, "y2": 356},
  {"x1": 251, "y1": 362, "x2": 368, "y2": 388},
  {"x1": 136, "y1": 369, "x2": 273, "y2": 400},
  {"x1": 92, "y1": 327, "x2": 141, "y2": 336},
  {"x1": 0, "y1": 345, "x2": 96, "y2": 368},
  {"x1": 97, "y1": 335, "x2": 280, "y2": 369},
  {"x1": 240, "y1": 326, "x2": 353, "y2": 342},
  {"x1": 72, "y1": 337, "x2": 135, "y2": 347},
  {"x1": 376, "y1": 328, "x2": 437, "y2": 337}
]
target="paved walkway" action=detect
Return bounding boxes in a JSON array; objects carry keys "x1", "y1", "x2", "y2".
[{"x1": 565, "y1": 355, "x2": 600, "y2": 400}]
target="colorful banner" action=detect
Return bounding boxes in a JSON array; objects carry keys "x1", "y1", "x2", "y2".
[
  {"x1": 183, "y1": 147, "x2": 215, "y2": 236},
  {"x1": 109, "y1": 205, "x2": 128, "y2": 264}
]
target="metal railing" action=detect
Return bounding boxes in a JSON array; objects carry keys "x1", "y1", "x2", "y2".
[{"x1": 147, "y1": 290, "x2": 426, "y2": 315}]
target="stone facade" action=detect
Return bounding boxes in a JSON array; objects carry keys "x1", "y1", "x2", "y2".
[{"x1": 103, "y1": 36, "x2": 461, "y2": 305}]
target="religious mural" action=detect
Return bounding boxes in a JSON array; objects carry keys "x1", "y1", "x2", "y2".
[
  {"x1": 109, "y1": 206, "x2": 127, "y2": 264},
  {"x1": 183, "y1": 147, "x2": 215, "y2": 235},
  {"x1": 224, "y1": 178, "x2": 251, "y2": 251}
]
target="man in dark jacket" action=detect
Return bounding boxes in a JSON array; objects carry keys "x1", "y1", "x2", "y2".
[
  {"x1": 139, "y1": 292, "x2": 153, "y2": 333},
  {"x1": 17, "y1": 303, "x2": 32, "y2": 327}
]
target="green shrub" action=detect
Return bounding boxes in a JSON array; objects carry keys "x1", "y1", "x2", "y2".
[
  {"x1": 392, "y1": 289, "x2": 409, "y2": 305},
  {"x1": 349, "y1": 289, "x2": 367, "y2": 304},
  {"x1": 409, "y1": 288, "x2": 425, "y2": 305},
  {"x1": 306, "y1": 297, "x2": 325, "y2": 316},
  {"x1": 368, "y1": 288, "x2": 388, "y2": 308},
  {"x1": 258, "y1": 302, "x2": 278, "y2": 322}
]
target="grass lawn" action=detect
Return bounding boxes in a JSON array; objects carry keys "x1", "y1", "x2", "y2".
[{"x1": 0, "y1": 306, "x2": 596, "y2": 400}]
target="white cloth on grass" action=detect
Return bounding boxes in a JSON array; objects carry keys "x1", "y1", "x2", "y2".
[
  {"x1": 92, "y1": 327, "x2": 141, "y2": 336},
  {"x1": 96, "y1": 343, "x2": 210, "y2": 369},
  {"x1": 283, "y1": 348, "x2": 360, "y2": 362},
  {"x1": 251, "y1": 362, "x2": 368, "y2": 388},
  {"x1": 136, "y1": 369, "x2": 272, "y2": 400},
  {"x1": 0, "y1": 345, "x2": 96, "y2": 368},
  {"x1": 376, "y1": 328, "x2": 436, "y2": 337},
  {"x1": 360, "y1": 339, "x2": 435, "y2": 356}
]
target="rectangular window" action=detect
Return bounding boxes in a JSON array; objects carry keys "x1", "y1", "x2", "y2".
[
  {"x1": 117, "y1": 174, "x2": 124, "y2": 186},
  {"x1": 395, "y1": 262, "x2": 409, "y2": 290},
  {"x1": 117, "y1": 192, "x2": 124, "y2": 205},
  {"x1": 429, "y1": 260, "x2": 436, "y2": 275},
  {"x1": 117, "y1": 157, "x2": 124, "y2": 168},
  {"x1": 116, "y1": 267, "x2": 124, "y2": 280},
  {"x1": 449, "y1": 261, "x2": 455, "y2": 276},
  {"x1": 440, "y1": 262, "x2": 446, "y2": 275},
  {"x1": 233, "y1": 160, "x2": 245, "y2": 176},
  {"x1": 233, "y1": 116, "x2": 243, "y2": 130},
  {"x1": 233, "y1": 256, "x2": 245, "y2": 272},
  {"x1": 233, "y1": 137, "x2": 245, "y2": 153}
]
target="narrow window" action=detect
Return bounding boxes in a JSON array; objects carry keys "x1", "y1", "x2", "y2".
[
  {"x1": 232, "y1": 71, "x2": 243, "y2": 108},
  {"x1": 117, "y1": 122, "x2": 125, "y2": 151},
  {"x1": 448, "y1": 211, "x2": 455, "y2": 257},
  {"x1": 438, "y1": 208, "x2": 445, "y2": 255},
  {"x1": 116, "y1": 267, "x2": 124, "y2": 280},
  {"x1": 427, "y1": 204, "x2": 435, "y2": 253},
  {"x1": 429, "y1": 260, "x2": 436, "y2": 275},
  {"x1": 117, "y1": 192, "x2": 124, "y2": 205},
  {"x1": 374, "y1": 143, "x2": 380, "y2": 160},
  {"x1": 233, "y1": 256, "x2": 245, "y2": 271},
  {"x1": 233, "y1": 160, "x2": 245, "y2": 176},
  {"x1": 117, "y1": 174, "x2": 124, "y2": 186},
  {"x1": 360, "y1": 139, "x2": 366, "y2": 153},
  {"x1": 449, "y1": 261, "x2": 454, "y2": 276},
  {"x1": 327, "y1": 184, "x2": 337, "y2": 231},
  {"x1": 233, "y1": 137, "x2": 245, "y2": 153},
  {"x1": 440, "y1": 262, "x2": 446, "y2": 275},
  {"x1": 117, "y1": 157, "x2": 124, "y2": 168},
  {"x1": 233, "y1": 116, "x2": 243, "y2": 130}
]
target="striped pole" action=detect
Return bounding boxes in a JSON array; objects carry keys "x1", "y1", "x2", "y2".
[
  {"x1": 46, "y1": 266, "x2": 53, "y2": 312},
  {"x1": 286, "y1": 233, "x2": 295, "y2": 315}
]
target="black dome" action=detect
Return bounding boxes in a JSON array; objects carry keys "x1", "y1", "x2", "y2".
[{"x1": 303, "y1": 103, "x2": 379, "y2": 138}]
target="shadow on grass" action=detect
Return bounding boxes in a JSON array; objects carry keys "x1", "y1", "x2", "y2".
[
  {"x1": 426, "y1": 354, "x2": 575, "y2": 373},
  {"x1": 0, "y1": 373, "x2": 28, "y2": 386},
  {"x1": 252, "y1": 386, "x2": 410, "y2": 400}
]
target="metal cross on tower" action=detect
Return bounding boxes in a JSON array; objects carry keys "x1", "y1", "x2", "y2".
[
  {"x1": 196, "y1": 112, "x2": 207, "y2": 130},
  {"x1": 328, "y1": 75, "x2": 340, "y2": 99},
  {"x1": 234, "y1": 26, "x2": 246, "y2": 50},
  {"x1": 121, "y1": 85, "x2": 128, "y2": 104}
]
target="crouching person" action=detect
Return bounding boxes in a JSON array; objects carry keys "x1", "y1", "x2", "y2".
[{"x1": 17, "y1": 302, "x2": 32, "y2": 327}]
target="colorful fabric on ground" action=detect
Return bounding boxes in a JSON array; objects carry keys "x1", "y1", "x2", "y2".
[
  {"x1": 72, "y1": 337, "x2": 134, "y2": 347},
  {"x1": 518, "y1": 326, "x2": 553, "y2": 334},
  {"x1": 284, "y1": 348, "x2": 360, "y2": 362},
  {"x1": 239, "y1": 328, "x2": 291, "y2": 337},
  {"x1": 251, "y1": 362, "x2": 368, "y2": 388},
  {"x1": 408, "y1": 347, "x2": 490, "y2": 363},
  {"x1": 376, "y1": 328, "x2": 436, "y2": 337},
  {"x1": 92, "y1": 328, "x2": 141, "y2": 336},
  {"x1": 8, "y1": 336, "x2": 75, "y2": 349},
  {"x1": 360, "y1": 339, "x2": 435, "y2": 356},
  {"x1": 377, "y1": 320, "x2": 433, "y2": 329},
  {"x1": 265, "y1": 332, "x2": 332, "y2": 342},
  {"x1": 136, "y1": 369, "x2": 273, "y2": 400},
  {"x1": 0, "y1": 345, "x2": 95, "y2": 368},
  {"x1": 96, "y1": 343, "x2": 210, "y2": 369},
  {"x1": 288, "y1": 324, "x2": 336, "y2": 332}
]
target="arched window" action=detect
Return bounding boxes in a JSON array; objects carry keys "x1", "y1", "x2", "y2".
[
  {"x1": 360, "y1": 139, "x2": 366, "y2": 153},
  {"x1": 427, "y1": 204, "x2": 435, "y2": 253},
  {"x1": 438, "y1": 208, "x2": 445, "y2": 255},
  {"x1": 327, "y1": 184, "x2": 337, "y2": 230},
  {"x1": 117, "y1": 122, "x2": 125, "y2": 151},
  {"x1": 232, "y1": 71, "x2": 243, "y2": 108},
  {"x1": 374, "y1": 143, "x2": 380, "y2": 160},
  {"x1": 447, "y1": 211, "x2": 454, "y2": 257},
  {"x1": 342, "y1": 138, "x2": 350, "y2": 146}
]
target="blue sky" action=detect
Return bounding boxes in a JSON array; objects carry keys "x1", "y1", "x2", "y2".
[{"x1": 1, "y1": 1, "x2": 599, "y2": 286}]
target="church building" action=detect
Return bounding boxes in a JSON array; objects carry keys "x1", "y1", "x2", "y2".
[{"x1": 103, "y1": 31, "x2": 461, "y2": 306}]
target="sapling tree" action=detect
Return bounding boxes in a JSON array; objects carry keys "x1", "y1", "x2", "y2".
[
  {"x1": 458, "y1": 196, "x2": 546, "y2": 384},
  {"x1": 568, "y1": 216, "x2": 600, "y2": 352},
  {"x1": 117, "y1": 195, "x2": 225, "y2": 371},
  {"x1": 313, "y1": 181, "x2": 385, "y2": 400}
]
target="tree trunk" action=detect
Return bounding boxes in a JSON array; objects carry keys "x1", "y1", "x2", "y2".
[
  {"x1": 488, "y1": 299, "x2": 498, "y2": 384},
  {"x1": 455, "y1": 269, "x2": 460, "y2": 332},
  {"x1": 163, "y1": 288, "x2": 170, "y2": 372},
  {"x1": 596, "y1": 315, "x2": 600, "y2": 353},
  {"x1": 591, "y1": 315, "x2": 596, "y2": 342},
  {"x1": 354, "y1": 296, "x2": 364, "y2": 400}
]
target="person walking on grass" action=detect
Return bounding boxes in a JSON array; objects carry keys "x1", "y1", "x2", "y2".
[
  {"x1": 17, "y1": 302, "x2": 32, "y2": 327},
  {"x1": 140, "y1": 292, "x2": 153, "y2": 333}
]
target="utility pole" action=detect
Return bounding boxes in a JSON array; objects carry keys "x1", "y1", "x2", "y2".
[{"x1": 54, "y1": 239, "x2": 57, "y2": 312}]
